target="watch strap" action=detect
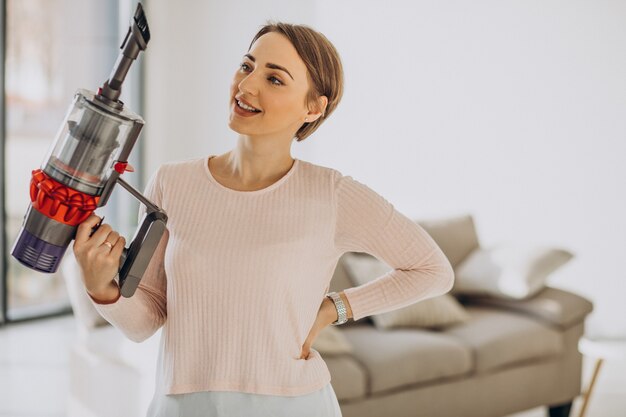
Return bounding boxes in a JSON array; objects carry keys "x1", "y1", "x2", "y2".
[{"x1": 326, "y1": 291, "x2": 348, "y2": 325}]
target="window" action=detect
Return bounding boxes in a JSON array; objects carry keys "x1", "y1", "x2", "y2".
[{"x1": 1, "y1": 0, "x2": 144, "y2": 323}]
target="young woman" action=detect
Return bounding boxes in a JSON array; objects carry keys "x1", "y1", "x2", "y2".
[{"x1": 73, "y1": 22, "x2": 455, "y2": 417}]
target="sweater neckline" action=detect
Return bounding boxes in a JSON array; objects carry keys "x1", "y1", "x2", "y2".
[{"x1": 203, "y1": 155, "x2": 299, "y2": 195}]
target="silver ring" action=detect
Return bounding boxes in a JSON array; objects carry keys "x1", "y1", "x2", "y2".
[{"x1": 103, "y1": 241, "x2": 113, "y2": 249}]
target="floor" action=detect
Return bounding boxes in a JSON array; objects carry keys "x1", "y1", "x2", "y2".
[{"x1": 0, "y1": 314, "x2": 624, "y2": 417}]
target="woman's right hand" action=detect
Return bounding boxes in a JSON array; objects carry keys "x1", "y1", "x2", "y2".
[{"x1": 73, "y1": 213, "x2": 126, "y2": 300}]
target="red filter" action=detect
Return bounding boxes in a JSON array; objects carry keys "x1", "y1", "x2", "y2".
[{"x1": 29, "y1": 169, "x2": 100, "y2": 226}]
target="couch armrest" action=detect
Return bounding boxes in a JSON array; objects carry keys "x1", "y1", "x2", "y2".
[{"x1": 458, "y1": 286, "x2": 594, "y2": 329}]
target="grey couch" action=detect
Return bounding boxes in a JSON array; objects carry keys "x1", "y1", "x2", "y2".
[{"x1": 323, "y1": 214, "x2": 594, "y2": 417}]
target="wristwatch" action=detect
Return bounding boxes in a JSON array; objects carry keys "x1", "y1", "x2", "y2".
[{"x1": 326, "y1": 292, "x2": 348, "y2": 325}]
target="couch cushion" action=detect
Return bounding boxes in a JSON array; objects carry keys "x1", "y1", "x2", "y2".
[
  {"x1": 444, "y1": 306, "x2": 563, "y2": 373},
  {"x1": 340, "y1": 326, "x2": 472, "y2": 395},
  {"x1": 323, "y1": 355, "x2": 368, "y2": 401}
]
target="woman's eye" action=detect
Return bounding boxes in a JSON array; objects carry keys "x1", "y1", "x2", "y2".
[
  {"x1": 268, "y1": 76, "x2": 283, "y2": 86},
  {"x1": 239, "y1": 63, "x2": 282, "y2": 86}
]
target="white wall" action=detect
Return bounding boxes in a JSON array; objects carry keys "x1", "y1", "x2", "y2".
[{"x1": 142, "y1": 0, "x2": 626, "y2": 338}]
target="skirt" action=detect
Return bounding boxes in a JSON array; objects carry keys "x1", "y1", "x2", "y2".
[{"x1": 146, "y1": 382, "x2": 343, "y2": 417}]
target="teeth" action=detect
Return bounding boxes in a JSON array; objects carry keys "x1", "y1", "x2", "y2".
[{"x1": 237, "y1": 100, "x2": 260, "y2": 112}]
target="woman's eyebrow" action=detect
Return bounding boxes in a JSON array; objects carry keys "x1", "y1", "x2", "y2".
[{"x1": 244, "y1": 54, "x2": 294, "y2": 80}]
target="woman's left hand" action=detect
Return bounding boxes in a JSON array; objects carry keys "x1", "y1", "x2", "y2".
[{"x1": 299, "y1": 297, "x2": 337, "y2": 360}]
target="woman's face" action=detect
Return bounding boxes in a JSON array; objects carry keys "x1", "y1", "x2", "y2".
[{"x1": 228, "y1": 32, "x2": 319, "y2": 140}]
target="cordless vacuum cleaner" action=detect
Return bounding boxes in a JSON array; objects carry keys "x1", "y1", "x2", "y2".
[{"x1": 10, "y1": 3, "x2": 167, "y2": 298}]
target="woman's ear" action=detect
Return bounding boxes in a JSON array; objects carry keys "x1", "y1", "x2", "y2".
[{"x1": 306, "y1": 95, "x2": 328, "y2": 123}]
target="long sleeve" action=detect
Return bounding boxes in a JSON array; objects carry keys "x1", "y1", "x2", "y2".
[
  {"x1": 333, "y1": 173, "x2": 455, "y2": 322},
  {"x1": 89, "y1": 167, "x2": 169, "y2": 342}
]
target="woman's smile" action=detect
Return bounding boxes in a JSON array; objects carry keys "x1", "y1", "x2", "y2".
[{"x1": 233, "y1": 98, "x2": 263, "y2": 118}]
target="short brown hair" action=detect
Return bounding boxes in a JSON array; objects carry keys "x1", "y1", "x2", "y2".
[{"x1": 248, "y1": 22, "x2": 344, "y2": 142}]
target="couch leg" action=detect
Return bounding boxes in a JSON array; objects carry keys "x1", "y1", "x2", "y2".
[{"x1": 548, "y1": 401, "x2": 573, "y2": 417}]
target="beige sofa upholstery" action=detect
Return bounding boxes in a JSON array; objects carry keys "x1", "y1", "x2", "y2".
[
  {"x1": 64, "y1": 213, "x2": 593, "y2": 417},
  {"x1": 325, "y1": 214, "x2": 593, "y2": 417}
]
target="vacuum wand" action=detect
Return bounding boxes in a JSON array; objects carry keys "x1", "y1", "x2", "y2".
[{"x1": 99, "y1": 3, "x2": 150, "y2": 104}]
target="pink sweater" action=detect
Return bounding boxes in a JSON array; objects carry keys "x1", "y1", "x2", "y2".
[{"x1": 91, "y1": 155, "x2": 454, "y2": 396}]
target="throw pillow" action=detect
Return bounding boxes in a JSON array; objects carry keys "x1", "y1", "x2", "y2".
[
  {"x1": 372, "y1": 294, "x2": 471, "y2": 330},
  {"x1": 312, "y1": 325, "x2": 354, "y2": 355},
  {"x1": 341, "y1": 252, "x2": 470, "y2": 330},
  {"x1": 453, "y1": 244, "x2": 574, "y2": 300}
]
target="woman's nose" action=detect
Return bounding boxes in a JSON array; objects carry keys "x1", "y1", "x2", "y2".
[{"x1": 237, "y1": 72, "x2": 259, "y2": 96}]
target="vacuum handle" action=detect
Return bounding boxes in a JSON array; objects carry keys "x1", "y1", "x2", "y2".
[
  {"x1": 119, "y1": 209, "x2": 167, "y2": 297},
  {"x1": 115, "y1": 176, "x2": 168, "y2": 297}
]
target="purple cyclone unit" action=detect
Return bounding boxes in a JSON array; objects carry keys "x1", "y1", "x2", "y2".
[{"x1": 11, "y1": 228, "x2": 67, "y2": 273}]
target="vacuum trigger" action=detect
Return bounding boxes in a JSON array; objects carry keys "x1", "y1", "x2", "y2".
[{"x1": 114, "y1": 161, "x2": 135, "y2": 174}]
